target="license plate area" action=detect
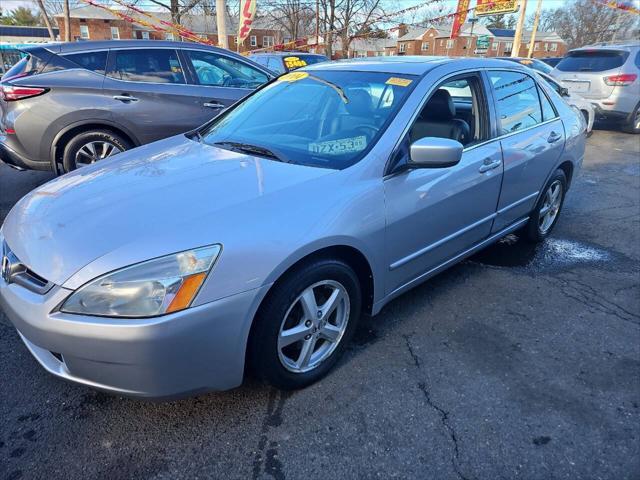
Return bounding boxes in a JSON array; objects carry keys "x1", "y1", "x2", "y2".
[{"x1": 564, "y1": 80, "x2": 590, "y2": 94}]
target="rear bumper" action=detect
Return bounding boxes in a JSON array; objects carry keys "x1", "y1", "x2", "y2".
[
  {"x1": 0, "y1": 273, "x2": 270, "y2": 399},
  {"x1": 0, "y1": 135, "x2": 51, "y2": 171}
]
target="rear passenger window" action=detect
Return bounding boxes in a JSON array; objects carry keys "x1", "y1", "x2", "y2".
[
  {"x1": 538, "y1": 86, "x2": 557, "y2": 121},
  {"x1": 490, "y1": 71, "x2": 542, "y2": 135},
  {"x1": 65, "y1": 51, "x2": 107, "y2": 74},
  {"x1": 108, "y1": 49, "x2": 185, "y2": 84}
]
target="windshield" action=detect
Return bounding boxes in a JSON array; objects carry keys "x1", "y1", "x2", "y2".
[
  {"x1": 200, "y1": 70, "x2": 418, "y2": 170},
  {"x1": 556, "y1": 50, "x2": 629, "y2": 72}
]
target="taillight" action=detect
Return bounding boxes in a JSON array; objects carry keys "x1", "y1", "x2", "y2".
[
  {"x1": 1, "y1": 85, "x2": 48, "y2": 101},
  {"x1": 603, "y1": 74, "x2": 637, "y2": 86}
]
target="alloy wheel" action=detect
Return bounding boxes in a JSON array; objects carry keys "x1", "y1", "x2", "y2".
[
  {"x1": 75, "y1": 141, "x2": 122, "y2": 167},
  {"x1": 277, "y1": 280, "x2": 350, "y2": 373},
  {"x1": 538, "y1": 179, "x2": 563, "y2": 234}
]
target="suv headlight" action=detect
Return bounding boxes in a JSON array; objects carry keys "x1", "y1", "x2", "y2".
[{"x1": 61, "y1": 245, "x2": 221, "y2": 318}]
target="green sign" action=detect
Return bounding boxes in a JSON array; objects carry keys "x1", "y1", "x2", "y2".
[{"x1": 476, "y1": 35, "x2": 490, "y2": 49}]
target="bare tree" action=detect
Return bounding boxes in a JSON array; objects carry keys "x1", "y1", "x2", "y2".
[
  {"x1": 541, "y1": 0, "x2": 638, "y2": 48},
  {"x1": 35, "y1": 0, "x2": 56, "y2": 39},
  {"x1": 145, "y1": 0, "x2": 204, "y2": 24},
  {"x1": 267, "y1": 0, "x2": 315, "y2": 41}
]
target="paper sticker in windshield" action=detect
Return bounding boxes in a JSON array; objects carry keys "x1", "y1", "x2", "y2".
[
  {"x1": 278, "y1": 71, "x2": 309, "y2": 82},
  {"x1": 308, "y1": 136, "x2": 367, "y2": 155},
  {"x1": 284, "y1": 56, "x2": 308, "y2": 70},
  {"x1": 385, "y1": 77, "x2": 413, "y2": 87}
]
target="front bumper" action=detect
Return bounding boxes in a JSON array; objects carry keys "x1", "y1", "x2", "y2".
[{"x1": 0, "y1": 276, "x2": 270, "y2": 399}]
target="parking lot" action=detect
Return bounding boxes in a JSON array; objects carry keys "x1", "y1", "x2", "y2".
[{"x1": 0, "y1": 128, "x2": 638, "y2": 480}]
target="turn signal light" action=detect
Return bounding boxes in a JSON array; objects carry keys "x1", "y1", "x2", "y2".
[
  {"x1": 603, "y1": 74, "x2": 637, "y2": 86},
  {"x1": 1, "y1": 85, "x2": 48, "y2": 101}
]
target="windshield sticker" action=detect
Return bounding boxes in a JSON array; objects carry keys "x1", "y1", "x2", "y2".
[
  {"x1": 284, "y1": 56, "x2": 308, "y2": 69},
  {"x1": 385, "y1": 77, "x2": 413, "y2": 87},
  {"x1": 309, "y1": 136, "x2": 367, "y2": 155},
  {"x1": 278, "y1": 71, "x2": 309, "y2": 82}
]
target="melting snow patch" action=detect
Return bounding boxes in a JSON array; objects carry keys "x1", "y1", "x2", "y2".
[{"x1": 543, "y1": 238, "x2": 610, "y2": 263}]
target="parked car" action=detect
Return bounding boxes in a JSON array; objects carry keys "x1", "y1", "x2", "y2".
[
  {"x1": 0, "y1": 57, "x2": 585, "y2": 398},
  {"x1": 497, "y1": 56, "x2": 554, "y2": 74},
  {"x1": 541, "y1": 57, "x2": 563, "y2": 68},
  {"x1": 536, "y1": 71, "x2": 595, "y2": 134},
  {"x1": 248, "y1": 52, "x2": 328, "y2": 74},
  {"x1": 551, "y1": 42, "x2": 640, "y2": 133},
  {"x1": 0, "y1": 40, "x2": 273, "y2": 174}
]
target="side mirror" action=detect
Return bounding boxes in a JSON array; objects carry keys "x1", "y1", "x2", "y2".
[
  {"x1": 559, "y1": 87, "x2": 570, "y2": 97},
  {"x1": 409, "y1": 137, "x2": 463, "y2": 168}
]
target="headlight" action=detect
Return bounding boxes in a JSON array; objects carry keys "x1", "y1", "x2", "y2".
[{"x1": 61, "y1": 245, "x2": 221, "y2": 317}]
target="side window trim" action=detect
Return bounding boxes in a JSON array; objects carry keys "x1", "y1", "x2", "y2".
[
  {"x1": 105, "y1": 48, "x2": 186, "y2": 85},
  {"x1": 536, "y1": 81, "x2": 559, "y2": 121}
]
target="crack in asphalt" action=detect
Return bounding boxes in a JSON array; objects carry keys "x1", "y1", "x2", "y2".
[
  {"x1": 403, "y1": 334, "x2": 472, "y2": 480},
  {"x1": 252, "y1": 388, "x2": 290, "y2": 480}
]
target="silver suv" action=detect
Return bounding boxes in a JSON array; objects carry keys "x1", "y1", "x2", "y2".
[
  {"x1": 0, "y1": 40, "x2": 273, "y2": 174},
  {"x1": 551, "y1": 42, "x2": 640, "y2": 133}
]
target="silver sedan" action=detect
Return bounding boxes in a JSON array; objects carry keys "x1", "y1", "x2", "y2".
[{"x1": 0, "y1": 58, "x2": 586, "y2": 398}]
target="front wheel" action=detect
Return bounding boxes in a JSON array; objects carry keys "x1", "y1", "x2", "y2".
[
  {"x1": 521, "y1": 169, "x2": 567, "y2": 243},
  {"x1": 248, "y1": 259, "x2": 362, "y2": 390}
]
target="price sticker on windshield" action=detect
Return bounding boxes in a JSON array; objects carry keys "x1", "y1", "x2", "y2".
[
  {"x1": 385, "y1": 77, "x2": 413, "y2": 87},
  {"x1": 284, "y1": 56, "x2": 308, "y2": 70},
  {"x1": 278, "y1": 72, "x2": 309, "y2": 82},
  {"x1": 309, "y1": 136, "x2": 367, "y2": 155}
]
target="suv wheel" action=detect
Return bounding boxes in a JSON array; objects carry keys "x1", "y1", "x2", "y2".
[
  {"x1": 248, "y1": 258, "x2": 362, "y2": 390},
  {"x1": 63, "y1": 130, "x2": 131, "y2": 172},
  {"x1": 622, "y1": 103, "x2": 640, "y2": 134}
]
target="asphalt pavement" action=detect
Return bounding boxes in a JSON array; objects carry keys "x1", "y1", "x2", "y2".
[{"x1": 1, "y1": 128, "x2": 639, "y2": 480}]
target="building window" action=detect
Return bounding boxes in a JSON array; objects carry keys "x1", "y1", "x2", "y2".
[
  {"x1": 446, "y1": 39, "x2": 454, "y2": 49},
  {"x1": 110, "y1": 27, "x2": 120, "y2": 40},
  {"x1": 544, "y1": 43, "x2": 549, "y2": 51},
  {"x1": 534, "y1": 42, "x2": 540, "y2": 51},
  {"x1": 421, "y1": 41, "x2": 429, "y2": 51},
  {"x1": 250, "y1": 35, "x2": 257, "y2": 47},
  {"x1": 79, "y1": 25, "x2": 89, "y2": 39},
  {"x1": 165, "y1": 32, "x2": 175, "y2": 41},
  {"x1": 550, "y1": 42, "x2": 558, "y2": 52},
  {"x1": 439, "y1": 39, "x2": 444, "y2": 46},
  {"x1": 399, "y1": 42, "x2": 406, "y2": 53},
  {"x1": 141, "y1": 31, "x2": 150, "y2": 40},
  {"x1": 492, "y1": 41, "x2": 498, "y2": 51},
  {"x1": 505, "y1": 42, "x2": 513, "y2": 51},
  {"x1": 263, "y1": 36, "x2": 274, "y2": 47}
]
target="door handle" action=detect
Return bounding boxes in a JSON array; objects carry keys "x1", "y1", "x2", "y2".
[
  {"x1": 113, "y1": 94, "x2": 138, "y2": 102},
  {"x1": 478, "y1": 158, "x2": 501, "y2": 173},
  {"x1": 547, "y1": 131, "x2": 562, "y2": 143},
  {"x1": 203, "y1": 102, "x2": 225, "y2": 109}
]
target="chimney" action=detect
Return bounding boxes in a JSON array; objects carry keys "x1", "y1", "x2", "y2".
[{"x1": 397, "y1": 23, "x2": 408, "y2": 38}]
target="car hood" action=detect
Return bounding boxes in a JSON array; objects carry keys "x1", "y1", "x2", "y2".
[{"x1": 2, "y1": 136, "x2": 335, "y2": 287}]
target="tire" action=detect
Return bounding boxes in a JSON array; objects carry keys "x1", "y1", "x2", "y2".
[
  {"x1": 62, "y1": 130, "x2": 132, "y2": 172},
  {"x1": 248, "y1": 258, "x2": 362, "y2": 390},
  {"x1": 521, "y1": 169, "x2": 567, "y2": 243},
  {"x1": 621, "y1": 103, "x2": 640, "y2": 134}
]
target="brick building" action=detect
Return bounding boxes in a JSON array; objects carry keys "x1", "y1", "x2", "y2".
[
  {"x1": 54, "y1": 5, "x2": 284, "y2": 53},
  {"x1": 395, "y1": 23, "x2": 567, "y2": 59}
]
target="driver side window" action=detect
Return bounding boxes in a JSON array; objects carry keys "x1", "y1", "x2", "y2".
[{"x1": 185, "y1": 50, "x2": 268, "y2": 87}]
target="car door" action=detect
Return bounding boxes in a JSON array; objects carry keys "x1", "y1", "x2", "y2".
[
  {"x1": 487, "y1": 69, "x2": 565, "y2": 232},
  {"x1": 384, "y1": 72, "x2": 504, "y2": 295},
  {"x1": 102, "y1": 47, "x2": 205, "y2": 145},
  {"x1": 179, "y1": 49, "x2": 270, "y2": 124}
]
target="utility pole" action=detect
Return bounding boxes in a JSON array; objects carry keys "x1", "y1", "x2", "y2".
[
  {"x1": 63, "y1": 0, "x2": 71, "y2": 42},
  {"x1": 315, "y1": 0, "x2": 320, "y2": 54},
  {"x1": 216, "y1": 0, "x2": 229, "y2": 49},
  {"x1": 467, "y1": 16, "x2": 477, "y2": 57},
  {"x1": 511, "y1": 0, "x2": 527, "y2": 57},
  {"x1": 36, "y1": 0, "x2": 56, "y2": 41},
  {"x1": 527, "y1": 0, "x2": 542, "y2": 58}
]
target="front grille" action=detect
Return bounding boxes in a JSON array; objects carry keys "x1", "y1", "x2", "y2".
[{"x1": 1, "y1": 241, "x2": 54, "y2": 294}]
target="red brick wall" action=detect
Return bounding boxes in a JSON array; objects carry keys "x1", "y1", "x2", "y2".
[{"x1": 57, "y1": 18, "x2": 133, "y2": 41}]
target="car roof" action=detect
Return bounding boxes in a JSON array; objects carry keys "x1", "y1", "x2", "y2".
[
  {"x1": 570, "y1": 42, "x2": 640, "y2": 53},
  {"x1": 301, "y1": 56, "x2": 528, "y2": 76},
  {"x1": 249, "y1": 52, "x2": 327, "y2": 57},
  {"x1": 28, "y1": 40, "x2": 231, "y2": 55}
]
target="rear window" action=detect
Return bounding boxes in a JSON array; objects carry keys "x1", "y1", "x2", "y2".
[
  {"x1": 556, "y1": 50, "x2": 629, "y2": 72},
  {"x1": 2, "y1": 54, "x2": 47, "y2": 81},
  {"x1": 64, "y1": 51, "x2": 108, "y2": 75}
]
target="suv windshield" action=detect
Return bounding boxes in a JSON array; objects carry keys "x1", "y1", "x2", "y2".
[
  {"x1": 200, "y1": 70, "x2": 417, "y2": 170},
  {"x1": 556, "y1": 50, "x2": 629, "y2": 72}
]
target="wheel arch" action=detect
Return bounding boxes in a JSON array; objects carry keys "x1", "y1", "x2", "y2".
[{"x1": 50, "y1": 120, "x2": 140, "y2": 174}]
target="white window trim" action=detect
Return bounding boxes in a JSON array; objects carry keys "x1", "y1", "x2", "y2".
[
  {"x1": 399, "y1": 42, "x2": 406, "y2": 53},
  {"x1": 110, "y1": 26, "x2": 120, "y2": 40},
  {"x1": 141, "y1": 31, "x2": 150, "y2": 40},
  {"x1": 79, "y1": 25, "x2": 90, "y2": 39},
  {"x1": 250, "y1": 35, "x2": 257, "y2": 47},
  {"x1": 446, "y1": 39, "x2": 454, "y2": 49},
  {"x1": 421, "y1": 41, "x2": 429, "y2": 51},
  {"x1": 492, "y1": 42, "x2": 498, "y2": 51},
  {"x1": 263, "y1": 36, "x2": 274, "y2": 47},
  {"x1": 550, "y1": 43, "x2": 558, "y2": 51}
]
